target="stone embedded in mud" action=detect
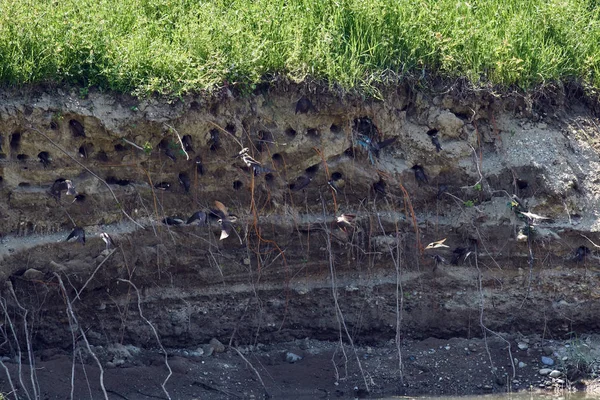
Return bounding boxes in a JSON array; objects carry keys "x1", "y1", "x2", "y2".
[
  {"x1": 22, "y1": 268, "x2": 44, "y2": 280},
  {"x1": 517, "y1": 342, "x2": 529, "y2": 350},
  {"x1": 285, "y1": 352, "x2": 303, "y2": 363},
  {"x1": 209, "y1": 338, "x2": 225, "y2": 353},
  {"x1": 541, "y1": 356, "x2": 555, "y2": 366},
  {"x1": 539, "y1": 368, "x2": 553, "y2": 375},
  {"x1": 549, "y1": 370, "x2": 562, "y2": 378}
]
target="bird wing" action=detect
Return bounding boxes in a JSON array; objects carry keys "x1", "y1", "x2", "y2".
[
  {"x1": 79, "y1": 229, "x2": 86, "y2": 245},
  {"x1": 187, "y1": 211, "x2": 207, "y2": 225},
  {"x1": 219, "y1": 219, "x2": 232, "y2": 240},
  {"x1": 214, "y1": 201, "x2": 228, "y2": 216},
  {"x1": 65, "y1": 229, "x2": 76, "y2": 242},
  {"x1": 376, "y1": 137, "x2": 398, "y2": 149},
  {"x1": 519, "y1": 211, "x2": 549, "y2": 220},
  {"x1": 425, "y1": 238, "x2": 448, "y2": 249}
]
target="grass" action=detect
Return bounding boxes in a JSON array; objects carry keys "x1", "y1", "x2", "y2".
[{"x1": 0, "y1": 0, "x2": 599, "y2": 97}]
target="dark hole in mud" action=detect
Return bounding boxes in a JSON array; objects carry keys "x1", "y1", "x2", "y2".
[
  {"x1": 427, "y1": 129, "x2": 439, "y2": 136},
  {"x1": 190, "y1": 101, "x2": 200, "y2": 111},
  {"x1": 233, "y1": 180, "x2": 243, "y2": 190},
  {"x1": 256, "y1": 130, "x2": 273, "y2": 152},
  {"x1": 0, "y1": 176, "x2": 3, "y2": 183},
  {"x1": 372, "y1": 179, "x2": 387, "y2": 195},
  {"x1": 16, "y1": 154, "x2": 28, "y2": 161},
  {"x1": 571, "y1": 179, "x2": 581, "y2": 192},
  {"x1": 18, "y1": 182, "x2": 30, "y2": 187},
  {"x1": 97, "y1": 151, "x2": 109, "y2": 162},
  {"x1": 225, "y1": 123, "x2": 236, "y2": 135},
  {"x1": 114, "y1": 143, "x2": 127, "y2": 152},
  {"x1": 516, "y1": 179, "x2": 529, "y2": 190},
  {"x1": 272, "y1": 153, "x2": 284, "y2": 167},
  {"x1": 344, "y1": 147, "x2": 355, "y2": 158},
  {"x1": 209, "y1": 102, "x2": 219, "y2": 115},
  {"x1": 353, "y1": 117, "x2": 378, "y2": 137},
  {"x1": 38, "y1": 151, "x2": 50, "y2": 163},
  {"x1": 0, "y1": 153, "x2": 6, "y2": 159},
  {"x1": 24, "y1": 105, "x2": 33, "y2": 116},
  {"x1": 69, "y1": 119, "x2": 85, "y2": 137},
  {"x1": 10, "y1": 132, "x2": 21, "y2": 150},
  {"x1": 305, "y1": 164, "x2": 319, "y2": 176},
  {"x1": 454, "y1": 112, "x2": 471, "y2": 121},
  {"x1": 49, "y1": 121, "x2": 58, "y2": 130},
  {"x1": 330, "y1": 124, "x2": 342, "y2": 134},
  {"x1": 285, "y1": 128, "x2": 297, "y2": 138},
  {"x1": 74, "y1": 194, "x2": 86, "y2": 203},
  {"x1": 306, "y1": 128, "x2": 320, "y2": 138},
  {"x1": 265, "y1": 173, "x2": 274, "y2": 183},
  {"x1": 331, "y1": 172, "x2": 343, "y2": 181},
  {"x1": 158, "y1": 138, "x2": 170, "y2": 150},
  {"x1": 79, "y1": 143, "x2": 94, "y2": 158},
  {"x1": 106, "y1": 176, "x2": 131, "y2": 186}
]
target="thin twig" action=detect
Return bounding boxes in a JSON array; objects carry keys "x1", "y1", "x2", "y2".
[
  {"x1": 0, "y1": 297, "x2": 31, "y2": 400},
  {"x1": 0, "y1": 356, "x2": 18, "y2": 400},
  {"x1": 73, "y1": 249, "x2": 116, "y2": 303},
  {"x1": 164, "y1": 124, "x2": 189, "y2": 161},
  {"x1": 231, "y1": 347, "x2": 270, "y2": 398}
]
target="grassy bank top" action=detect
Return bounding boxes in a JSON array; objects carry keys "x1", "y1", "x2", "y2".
[{"x1": 1, "y1": 0, "x2": 599, "y2": 97}]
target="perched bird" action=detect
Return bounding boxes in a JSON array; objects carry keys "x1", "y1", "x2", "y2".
[
  {"x1": 213, "y1": 200, "x2": 238, "y2": 240},
  {"x1": 328, "y1": 178, "x2": 346, "y2": 194},
  {"x1": 573, "y1": 246, "x2": 590, "y2": 262},
  {"x1": 295, "y1": 97, "x2": 315, "y2": 114},
  {"x1": 178, "y1": 172, "x2": 191, "y2": 193},
  {"x1": 154, "y1": 182, "x2": 171, "y2": 191},
  {"x1": 509, "y1": 195, "x2": 527, "y2": 213},
  {"x1": 100, "y1": 232, "x2": 115, "y2": 250},
  {"x1": 425, "y1": 238, "x2": 449, "y2": 250},
  {"x1": 69, "y1": 120, "x2": 85, "y2": 137},
  {"x1": 194, "y1": 155, "x2": 204, "y2": 176},
  {"x1": 38, "y1": 151, "x2": 51, "y2": 168},
  {"x1": 451, "y1": 247, "x2": 467, "y2": 265},
  {"x1": 50, "y1": 179, "x2": 77, "y2": 200},
  {"x1": 208, "y1": 130, "x2": 221, "y2": 151},
  {"x1": 372, "y1": 179, "x2": 387, "y2": 197},
  {"x1": 164, "y1": 147, "x2": 177, "y2": 162},
  {"x1": 187, "y1": 211, "x2": 207, "y2": 225},
  {"x1": 66, "y1": 227, "x2": 85, "y2": 245},
  {"x1": 182, "y1": 135, "x2": 194, "y2": 152},
  {"x1": 356, "y1": 135, "x2": 397, "y2": 164},
  {"x1": 430, "y1": 133, "x2": 442, "y2": 152},
  {"x1": 431, "y1": 254, "x2": 448, "y2": 271},
  {"x1": 289, "y1": 175, "x2": 312, "y2": 191},
  {"x1": 162, "y1": 217, "x2": 184, "y2": 225},
  {"x1": 235, "y1": 148, "x2": 271, "y2": 176},
  {"x1": 411, "y1": 165, "x2": 428, "y2": 184},
  {"x1": 437, "y1": 184, "x2": 448, "y2": 199}
]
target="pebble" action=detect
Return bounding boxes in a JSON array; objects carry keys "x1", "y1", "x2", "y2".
[
  {"x1": 517, "y1": 342, "x2": 529, "y2": 350},
  {"x1": 518, "y1": 361, "x2": 527, "y2": 368},
  {"x1": 541, "y1": 356, "x2": 554, "y2": 366},
  {"x1": 209, "y1": 338, "x2": 225, "y2": 353},
  {"x1": 549, "y1": 370, "x2": 562, "y2": 378},
  {"x1": 285, "y1": 352, "x2": 302, "y2": 363},
  {"x1": 539, "y1": 368, "x2": 553, "y2": 375}
]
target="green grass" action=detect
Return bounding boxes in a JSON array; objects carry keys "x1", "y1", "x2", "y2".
[{"x1": 0, "y1": 0, "x2": 599, "y2": 96}]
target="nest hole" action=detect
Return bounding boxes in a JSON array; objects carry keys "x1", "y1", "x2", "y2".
[
  {"x1": 18, "y1": 182, "x2": 30, "y2": 187},
  {"x1": 330, "y1": 124, "x2": 342, "y2": 134},
  {"x1": 285, "y1": 128, "x2": 297, "y2": 138},
  {"x1": 16, "y1": 154, "x2": 29, "y2": 161},
  {"x1": 190, "y1": 101, "x2": 201, "y2": 111},
  {"x1": 516, "y1": 179, "x2": 529, "y2": 190},
  {"x1": 353, "y1": 117, "x2": 378, "y2": 137},
  {"x1": 331, "y1": 172, "x2": 343, "y2": 181},
  {"x1": 69, "y1": 119, "x2": 86, "y2": 138},
  {"x1": 344, "y1": 147, "x2": 355, "y2": 158},
  {"x1": 225, "y1": 123, "x2": 236, "y2": 135},
  {"x1": 209, "y1": 129, "x2": 220, "y2": 151},
  {"x1": 427, "y1": 129, "x2": 439, "y2": 136},
  {"x1": 49, "y1": 121, "x2": 59, "y2": 130},
  {"x1": 0, "y1": 153, "x2": 6, "y2": 159},
  {"x1": 233, "y1": 180, "x2": 243, "y2": 190},
  {"x1": 114, "y1": 143, "x2": 127, "y2": 152},
  {"x1": 305, "y1": 164, "x2": 319, "y2": 176},
  {"x1": 79, "y1": 143, "x2": 94, "y2": 158},
  {"x1": 106, "y1": 176, "x2": 131, "y2": 186},
  {"x1": 97, "y1": 151, "x2": 109, "y2": 162},
  {"x1": 74, "y1": 194, "x2": 86, "y2": 203},
  {"x1": 306, "y1": 128, "x2": 320, "y2": 138},
  {"x1": 272, "y1": 153, "x2": 284, "y2": 167},
  {"x1": 10, "y1": 132, "x2": 21, "y2": 150},
  {"x1": 265, "y1": 173, "x2": 275, "y2": 183}
]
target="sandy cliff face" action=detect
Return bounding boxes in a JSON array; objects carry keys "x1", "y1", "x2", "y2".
[{"x1": 0, "y1": 83, "x2": 599, "y2": 354}]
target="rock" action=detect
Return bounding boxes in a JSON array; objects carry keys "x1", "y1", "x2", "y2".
[
  {"x1": 539, "y1": 368, "x2": 553, "y2": 375},
  {"x1": 518, "y1": 361, "x2": 527, "y2": 368},
  {"x1": 549, "y1": 370, "x2": 562, "y2": 378},
  {"x1": 203, "y1": 345, "x2": 214, "y2": 357},
  {"x1": 285, "y1": 352, "x2": 303, "y2": 363},
  {"x1": 541, "y1": 356, "x2": 554, "y2": 366},
  {"x1": 209, "y1": 338, "x2": 225, "y2": 353},
  {"x1": 22, "y1": 268, "x2": 44, "y2": 281},
  {"x1": 542, "y1": 346, "x2": 553, "y2": 356},
  {"x1": 517, "y1": 342, "x2": 529, "y2": 350},
  {"x1": 556, "y1": 379, "x2": 565, "y2": 385}
]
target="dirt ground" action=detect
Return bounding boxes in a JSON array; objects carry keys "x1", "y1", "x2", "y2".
[{"x1": 2, "y1": 334, "x2": 600, "y2": 399}]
